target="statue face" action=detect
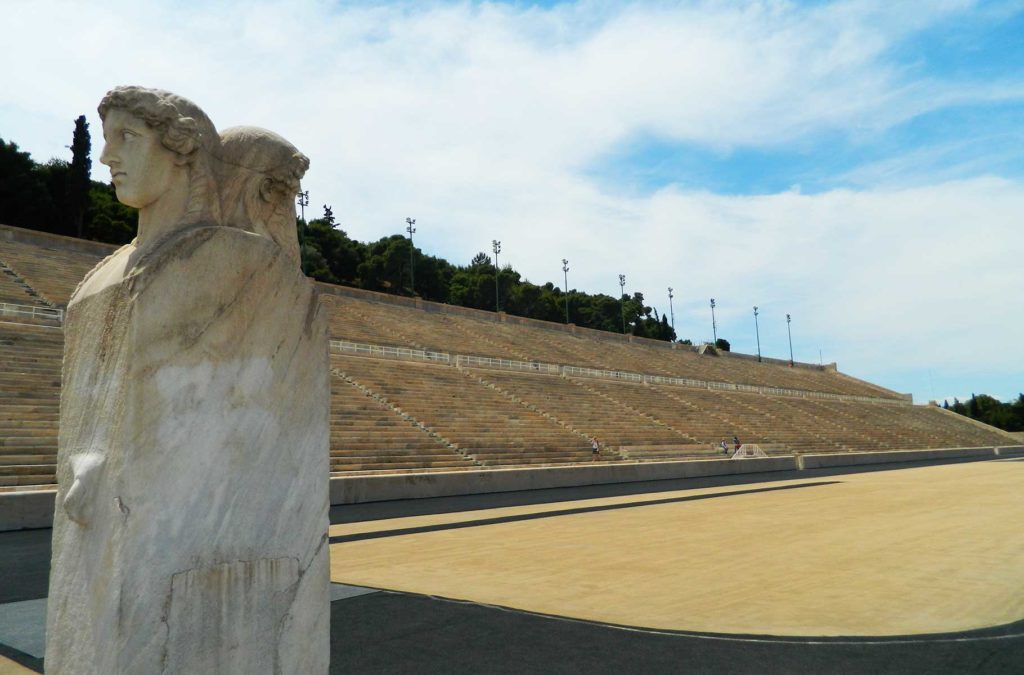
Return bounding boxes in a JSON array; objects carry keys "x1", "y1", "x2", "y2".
[{"x1": 100, "y1": 108, "x2": 183, "y2": 209}]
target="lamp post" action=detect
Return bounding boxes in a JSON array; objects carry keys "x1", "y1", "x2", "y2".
[
  {"x1": 667, "y1": 287, "x2": 675, "y2": 334},
  {"x1": 562, "y1": 259, "x2": 570, "y2": 324},
  {"x1": 786, "y1": 313, "x2": 794, "y2": 366},
  {"x1": 710, "y1": 298, "x2": 717, "y2": 344},
  {"x1": 405, "y1": 217, "x2": 416, "y2": 294},
  {"x1": 753, "y1": 306, "x2": 762, "y2": 362},
  {"x1": 618, "y1": 274, "x2": 627, "y2": 334},
  {"x1": 296, "y1": 190, "x2": 309, "y2": 274},
  {"x1": 492, "y1": 240, "x2": 502, "y2": 312}
]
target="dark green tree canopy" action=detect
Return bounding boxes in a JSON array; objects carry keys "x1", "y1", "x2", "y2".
[
  {"x1": 943, "y1": 393, "x2": 1024, "y2": 432},
  {"x1": 69, "y1": 115, "x2": 91, "y2": 237},
  {"x1": 1, "y1": 132, "x2": 136, "y2": 242}
]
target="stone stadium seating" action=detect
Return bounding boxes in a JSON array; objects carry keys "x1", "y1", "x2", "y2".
[
  {"x1": 333, "y1": 355, "x2": 598, "y2": 466},
  {"x1": 470, "y1": 369, "x2": 697, "y2": 451},
  {"x1": 0, "y1": 263, "x2": 47, "y2": 307},
  {"x1": 575, "y1": 379, "x2": 735, "y2": 455},
  {"x1": 330, "y1": 371, "x2": 476, "y2": 474},
  {"x1": 0, "y1": 223, "x2": 1017, "y2": 490},
  {"x1": 320, "y1": 287, "x2": 904, "y2": 400},
  {"x1": 0, "y1": 237, "x2": 109, "y2": 307},
  {"x1": 0, "y1": 322, "x2": 62, "y2": 489}
]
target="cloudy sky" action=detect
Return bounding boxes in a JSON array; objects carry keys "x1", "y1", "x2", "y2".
[{"x1": 2, "y1": 0, "x2": 1022, "y2": 404}]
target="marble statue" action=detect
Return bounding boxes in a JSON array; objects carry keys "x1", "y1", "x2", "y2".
[
  {"x1": 218, "y1": 126, "x2": 309, "y2": 263},
  {"x1": 45, "y1": 86, "x2": 330, "y2": 674}
]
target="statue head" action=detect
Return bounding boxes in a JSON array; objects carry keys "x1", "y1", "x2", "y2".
[
  {"x1": 98, "y1": 86, "x2": 221, "y2": 233},
  {"x1": 217, "y1": 126, "x2": 309, "y2": 264}
]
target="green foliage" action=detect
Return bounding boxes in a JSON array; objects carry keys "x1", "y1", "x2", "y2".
[
  {"x1": 69, "y1": 116, "x2": 91, "y2": 237},
  {"x1": 358, "y1": 234, "x2": 413, "y2": 294},
  {"x1": 84, "y1": 183, "x2": 137, "y2": 243},
  {"x1": 623, "y1": 295, "x2": 676, "y2": 341},
  {"x1": 943, "y1": 393, "x2": 1024, "y2": 432},
  {"x1": 0, "y1": 130, "x2": 136, "y2": 242},
  {"x1": 0, "y1": 138, "x2": 61, "y2": 232},
  {"x1": 447, "y1": 255, "x2": 497, "y2": 310},
  {"x1": 302, "y1": 214, "x2": 364, "y2": 285},
  {"x1": 715, "y1": 338, "x2": 731, "y2": 351}
]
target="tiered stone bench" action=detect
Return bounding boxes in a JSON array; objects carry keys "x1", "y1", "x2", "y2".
[
  {"x1": 0, "y1": 322, "x2": 62, "y2": 488},
  {"x1": 0, "y1": 222, "x2": 1017, "y2": 496}
]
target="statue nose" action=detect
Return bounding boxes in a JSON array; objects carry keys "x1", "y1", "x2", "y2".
[{"x1": 99, "y1": 144, "x2": 117, "y2": 166}]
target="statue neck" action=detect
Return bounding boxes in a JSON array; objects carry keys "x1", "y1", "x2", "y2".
[{"x1": 136, "y1": 172, "x2": 191, "y2": 251}]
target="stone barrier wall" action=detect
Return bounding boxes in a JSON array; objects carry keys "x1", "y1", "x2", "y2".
[
  {"x1": 0, "y1": 223, "x2": 117, "y2": 256},
  {"x1": 0, "y1": 490, "x2": 56, "y2": 531},
  {"x1": 329, "y1": 456, "x2": 797, "y2": 505},
  {"x1": 797, "y1": 446, "x2": 993, "y2": 470},
  {"x1": 6, "y1": 446, "x2": 1022, "y2": 531}
]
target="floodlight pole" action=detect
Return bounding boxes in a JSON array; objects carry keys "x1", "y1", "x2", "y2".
[
  {"x1": 562, "y1": 259, "x2": 570, "y2": 324},
  {"x1": 296, "y1": 190, "x2": 309, "y2": 275},
  {"x1": 753, "y1": 306, "x2": 762, "y2": 362},
  {"x1": 618, "y1": 274, "x2": 627, "y2": 334},
  {"x1": 405, "y1": 217, "x2": 416, "y2": 294},
  {"x1": 786, "y1": 313, "x2": 794, "y2": 366},
  {"x1": 710, "y1": 298, "x2": 717, "y2": 344},
  {"x1": 492, "y1": 240, "x2": 502, "y2": 312},
  {"x1": 667, "y1": 287, "x2": 675, "y2": 334}
]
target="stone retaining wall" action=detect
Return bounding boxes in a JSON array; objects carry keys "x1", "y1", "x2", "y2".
[{"x1": 6, "y1": 446, "x2": 1022, "y2": 530}]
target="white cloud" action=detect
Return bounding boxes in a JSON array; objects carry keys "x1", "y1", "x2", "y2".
[{"x1": 1, "y1": 0, "x2": 1022, "y2": 402}]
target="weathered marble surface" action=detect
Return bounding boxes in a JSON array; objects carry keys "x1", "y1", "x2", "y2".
[{"x1": 45, "y1": 86, "x2": 329, "y2": 674}]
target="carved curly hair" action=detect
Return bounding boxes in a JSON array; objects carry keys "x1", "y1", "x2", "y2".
[
  {"x1": 217, "y1": 126, "x2": 309, "y2": 263},
  {"x1": 98, "y1": 86, "x2": 221, "y2": 226}
]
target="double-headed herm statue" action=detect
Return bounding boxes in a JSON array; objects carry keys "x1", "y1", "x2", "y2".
[{"x1": 45, "y1": 86, "x2": 330, "y2": 674}]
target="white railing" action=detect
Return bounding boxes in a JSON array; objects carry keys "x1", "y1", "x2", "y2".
[
  {"x1": 455, "y1": 354, "x2": 560, "y2": 374},
  {"x1": 561, "y1": 365, "x2": 644, "y2": 382},
  {"x1": 644, "y1": 374, "x2": 706, "y2": 388},
  {"x1": 329, "y1": 340, "x2": 450, "y2": 364},
  {"x1": 0, "y1": 302, "x2": 63, "y2": 323}
]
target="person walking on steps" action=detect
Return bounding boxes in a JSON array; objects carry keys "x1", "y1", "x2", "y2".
[
  {"x1": 591, "y1": 438, "x2": 601, "y2": 461},
  {"x1": 733, "y1": 435, "x2": 741, "y2": 453}
]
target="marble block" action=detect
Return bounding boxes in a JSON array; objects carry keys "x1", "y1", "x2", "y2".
[{"x1": 45, "y1": 86, "x2": 329, "y2": 674}]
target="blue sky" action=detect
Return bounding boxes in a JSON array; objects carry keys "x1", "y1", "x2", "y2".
[
  {"x1": 587, "y1": 99, "x2": 1024, "y2": 196},
  {"x1": 1, "y1": 0, "x2": 1022, "y2": 404}
]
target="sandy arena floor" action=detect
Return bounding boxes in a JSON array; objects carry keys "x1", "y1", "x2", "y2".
[{"x1": 329, "y1": 459, "x2": 1024, "y2": 637}]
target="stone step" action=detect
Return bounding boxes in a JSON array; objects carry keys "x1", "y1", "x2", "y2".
[
  {"x1": 0, "y1": 436, "x2": 56, "y2": 447},
  {"x1": 0, "y1": 453, "x2": 57, "y2": 464}
]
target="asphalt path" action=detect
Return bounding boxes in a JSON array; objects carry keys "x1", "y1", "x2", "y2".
[{"x1": 331, "y1": 589, "x2": 1024, "y2": 675}]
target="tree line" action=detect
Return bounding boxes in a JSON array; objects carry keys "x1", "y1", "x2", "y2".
[
  {"x1": 943, "y1": 394, "x2": 1024, "y2": 433},
  {"x1": 300, "y1": 206, "x2": 692, "y2": 342},
  {"x1": 1, "y1": 119, "x2": 138, "y2": 244}
]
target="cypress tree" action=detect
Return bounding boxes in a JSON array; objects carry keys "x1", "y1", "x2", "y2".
[{"x1": 68, "y1": 115, "x2": 91, "y2": 237}]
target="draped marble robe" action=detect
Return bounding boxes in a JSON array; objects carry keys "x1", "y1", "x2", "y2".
[{"x1": 46, "y1": 224, "x2": 329, "y2": 673}]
